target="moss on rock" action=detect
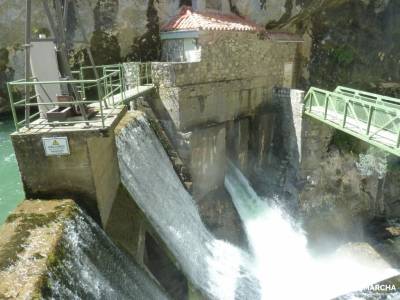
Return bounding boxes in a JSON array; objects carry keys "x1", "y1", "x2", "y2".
[{"x1": 0, "y1": 199, "x2": 78, "y2": 299}]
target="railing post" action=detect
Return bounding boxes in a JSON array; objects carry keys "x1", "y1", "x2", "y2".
[
  {"x1": 120, "y1": 64, "x2": 126, "y2": 92},
  {"x1": 97, "y1": 81, "x2": 105, "y2": 128},
  {"x1": 137, "y1": 63, "x2": 140, "y2": 94},
  {"x1": 79, "y1": 69, "x2": 85, "y2": 100},
  {"x1": 146, "y1": 62, "x2": 149, "y2": 85},
  {"x1": 324, "y1": 94, "x2": 329, "y2": 119},
  {"x1": 111, "y1": 72, "x2": 115, "y2": 106},
  {"x1": 397, "y1": 128, "x2": 400, "y2": 148},
  {"x1": 102, "y1": 67, "x2": 109, "y2": 109},
  {"x1": 342, "y1": 101, "x2": 348, "y2": 127},
  {"x1": 119, "y1": 66, "x2": 123, "y2": 104},
  {"x1": 7, "y1": 83, "x2": 19, "y2": 132},
  {"x1": 366, "y1": 106, "x2": 374, "y2": 135}
]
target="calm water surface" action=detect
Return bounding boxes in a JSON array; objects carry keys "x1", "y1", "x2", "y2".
[{"x1": 0, "y1": 116, "x2": 24, "y2": 224}]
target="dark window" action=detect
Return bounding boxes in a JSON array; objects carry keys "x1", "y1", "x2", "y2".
[
  {"x1": 179, "y1": 0, "x2": 192, "y2": 6},
  {"x1": 162, "y1": 39, "x2": 185, "y2": 62}
]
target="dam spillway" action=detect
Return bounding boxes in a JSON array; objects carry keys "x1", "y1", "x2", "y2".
[
  {"x1": 4, "y1": 91, "x2": 400, "y2": 299},
  {"x1": 0, "y1": 200, "x2": 169, "y2": 299},
  {"x1": 225, "y1": 161, "x2": 399, "y2": 300},
  {"x1": 115, "y1": 112, "x2": 260, "y2": 299},
  {"x1": 45, "y1": 207, "x2": 169, "y2": 300}
]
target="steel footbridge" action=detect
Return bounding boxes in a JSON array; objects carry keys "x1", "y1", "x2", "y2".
[{"x1": 304, "y1": 86, "x2": 400, "y2": 156}]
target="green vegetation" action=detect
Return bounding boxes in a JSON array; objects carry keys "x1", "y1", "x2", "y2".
[
  {"x1": 329, "y1": 130, "x2": 368, "y2": 155},
  {"x1": 126, "y1": 0, "x2": 161, "y2": 62},
  {"x1": 38, "y1": 238, "x2": 68, "y2": 299},
  {"x1": 32, "y1": 27, "x2": 51, "y2": 39},
  {"x1": 90, "y1": 30, "x2": 122, "y2": 65},
  {"x1": 331, "y1": 45, "x2": 355, "y2": 66},
  {"x1": 0, "y1": 202, "x2": 76, "y2": 271}
]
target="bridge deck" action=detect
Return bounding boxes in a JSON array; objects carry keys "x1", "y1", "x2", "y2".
[
  {"x1": 16, "y1": 86, "x2": 154, "y2": 133},
  {"x1": 106, "y1": 85, "x2": 154, "y2": 106},
  {"x1": 8, "y1": 62, "x2": 154, "y2": 132},
  {"x1": 304, "y1": 87, "x2": 400, "y2": 156},
  {"x1": 308, "y1": 107, "x2": 398, "y2": 147}
]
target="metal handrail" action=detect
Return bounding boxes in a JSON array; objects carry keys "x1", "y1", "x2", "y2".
[
  {"x1": 7, "y1": 62, "x2": 153, "y2": 131},
  {"x1": 304, "y1": 87, "x2": 400, "y2": 156}
]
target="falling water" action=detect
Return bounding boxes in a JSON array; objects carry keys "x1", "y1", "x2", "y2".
[
  {"x1": 45, "y1": 208, "x2": 169, "y2": 300},
  {"x1": 116, "y1": 113, "x2": 261, "y2": 299},
  {"x1": 225, "y1": 161, "x2": 399, "y2": 300}
]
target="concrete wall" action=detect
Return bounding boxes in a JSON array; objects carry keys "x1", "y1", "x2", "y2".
[
  {"x1": 189, "y1": 124, "x2": 226, "y2": 199},
  {"x1": 9, "y1": 110, "x2": 199, "y2": 299},
  {"x1": 227, "y1": 118, "x2": 250, "y2": 174},
  {"x1": 11, "y1": 110, "x2": 125, "y2": 227}
]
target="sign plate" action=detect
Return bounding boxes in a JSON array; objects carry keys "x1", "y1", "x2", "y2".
[{"x1": 42, "y1": 137, "x2": 70, "y2": 156}]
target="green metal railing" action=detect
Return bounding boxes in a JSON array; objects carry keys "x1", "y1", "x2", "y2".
[
  {"x1": 304, "y1": 86, "x2": 400, "y2": 156},
  {"x1": 7, "y1": 62, "x2": 153, "y2": 131}
]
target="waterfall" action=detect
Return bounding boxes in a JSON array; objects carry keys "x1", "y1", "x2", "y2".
[
  {"x1": 45, "y1": 208, "x2": 169, "y2": 300},
  {"x1": 115, "y1": 114, "x2": 260, "y2": 299},
  {"x1": 225, "y1": 161, "x2": 399, "y2": 300}
]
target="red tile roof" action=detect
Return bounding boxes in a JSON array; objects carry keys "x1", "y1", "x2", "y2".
[{"x1": 161, "y1": 6, "x2": 263, "y2": 32}]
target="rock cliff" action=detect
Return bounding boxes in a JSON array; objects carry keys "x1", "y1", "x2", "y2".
[{"x1": 0, "y1": 0, "x2": 398, "y2": 112}]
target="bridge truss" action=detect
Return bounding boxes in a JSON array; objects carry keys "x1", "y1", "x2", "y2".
[{"x1": 303, "y1": 86, "x2": 400, "y2": 156}]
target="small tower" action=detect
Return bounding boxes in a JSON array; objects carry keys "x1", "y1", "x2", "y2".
[{"x1": 160, "y1": 6, "x2": 262, "y2": 62}]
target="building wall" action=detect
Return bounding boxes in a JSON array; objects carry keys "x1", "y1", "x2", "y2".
[
  {"x1": 151, "y1": 31, "x2": 299, "y2": 201},
  {"x1": 153, "y1": 31, "x2": 298, "y2": 131},
  {"x1": 11, "y1": 110, "x2": 125, "y2": 227}
]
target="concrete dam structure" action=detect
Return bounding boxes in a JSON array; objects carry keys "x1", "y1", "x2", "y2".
[{"x1": 1, "y1": 1, "x2": 400, "y2": 300}]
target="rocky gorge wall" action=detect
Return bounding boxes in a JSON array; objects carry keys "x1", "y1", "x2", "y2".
[
  {"x1": 269, "y1": 88, "x2": 400, "y2": 255},
  {"x1": 2, "y1": 0, "x2": 399, "y2": 111}
]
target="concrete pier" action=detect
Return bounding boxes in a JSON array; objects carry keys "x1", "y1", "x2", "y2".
[{"x1": 11, "y1": 108, "x2": 126, "y2": 226}]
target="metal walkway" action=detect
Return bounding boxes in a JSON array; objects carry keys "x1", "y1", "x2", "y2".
[
  {"x1": 8, "y1": 63, "x2": 154, "y2": 131},
  {"x1": 303, "y1": 86, "x2": 400, "y2": 156}
]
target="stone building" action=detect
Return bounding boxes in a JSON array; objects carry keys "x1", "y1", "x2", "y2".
[
  {"x1": 160, "y1": 6, "x2": 262, "y2": 62},
  {"x1": 152, "y1": 6, "x2": 303, "y2": 204}
]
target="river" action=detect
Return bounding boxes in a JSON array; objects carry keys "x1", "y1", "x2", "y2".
[{"x1": 0, "y1": 115, "x2": 24, "y2": 224}]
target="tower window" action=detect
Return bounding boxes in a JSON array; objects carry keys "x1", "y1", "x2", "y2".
[{"x1": 179, "y1": 0, "x2": 192, "y2": 6}]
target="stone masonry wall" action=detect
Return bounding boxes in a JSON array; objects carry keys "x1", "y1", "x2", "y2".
[
  {"x1": 149, "y1": 32, "x2": 299, "y2": 242},
  {"x1": 152, "y1": 31, "x2": 298, "y2": 132}
]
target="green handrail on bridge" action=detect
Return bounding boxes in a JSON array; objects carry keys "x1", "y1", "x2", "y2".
[{"x1": 303, "y1": 86, "x2": 400, "y2": 157}]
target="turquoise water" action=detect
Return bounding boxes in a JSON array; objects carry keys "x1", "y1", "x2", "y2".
[{"x1": 0, "y1": 116, "x2": 24, "y2": 224}]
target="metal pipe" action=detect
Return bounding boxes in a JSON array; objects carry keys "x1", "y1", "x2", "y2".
[
  {"x1": 42, "y1": 0, "x2": 58, "y2": 41},
  {"x1": 24, "y1": 0, "x2": 32, "y2": 128},
  {"x1": 54, "y1": 0, "x2": 89, "y2": 123},
  {"x1": 63, "y1": 0, "x2": 69, "y2": 25},
  {"x1": 74, "y1": 5, "x2": 100, "y2": 80},
  {"x1": 10, "y1": 79, "x2": 98, "y2": 85}
]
